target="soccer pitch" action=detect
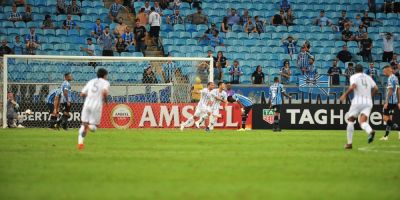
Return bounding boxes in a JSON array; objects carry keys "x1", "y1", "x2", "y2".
[{"x1": 0, "y1": 129, "x2": 399, "y2": 200}]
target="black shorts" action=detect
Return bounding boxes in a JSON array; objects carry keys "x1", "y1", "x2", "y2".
[
  {"x1": 150, "y1": 26, "x2": 160, "y2": 37},
  {"x1": 62, "y1": 102, "x2": 71, "y2": 113},
  {"x1": 272, "y1": 105, "x2": 281, "y2": 113},
  {"x1": 243, "y1": 106, "x2": 253, "y2": 116},
  {"x1": 47, "y1": 103, "x2": 55, "y2": 114},
  {"x1": 383, "y1": 104, "x2": 396, "y2": 116}
]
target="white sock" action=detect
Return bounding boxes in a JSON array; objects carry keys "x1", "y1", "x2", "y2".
[
  {"x1": 360, "y1": 122, "x2": 373, "y2": 134},
  {"x1": 197, "y1": 114, "x2": 207, "y2": 125},
  {"x1": 208, "y1": 115, "x2": 215, "y2": 129},
  {"x1": 183, "y1": 117, "x2": 194, "y2": 126},
  {"x1": 78, "y1": 125, "x2": 85, "y2": 145},
  {"x1": 346, "y1": 122, "x2": 354, "y2": 144}
]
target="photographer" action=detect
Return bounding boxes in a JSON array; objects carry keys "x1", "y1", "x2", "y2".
[{"x1": 380, "y1": 32, "x2": 396, "y2": 62}]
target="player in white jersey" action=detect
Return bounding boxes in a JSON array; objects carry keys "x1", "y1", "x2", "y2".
[
  {"x1": 207, "y1": 81, "x2": 228, "y2": 131},
  {"x1": 180, "y1": 82, "x2": 215, "y2": 130},
  {"x1": 340, "y1": 64, "x2": 378, "y2": 150},
  {"x1": 77, "y1": 68, "x2": 110, "y2": 150}
]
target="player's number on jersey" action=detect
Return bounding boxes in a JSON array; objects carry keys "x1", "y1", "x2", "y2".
[
  {"x1": 361, "y1": 79, "x2": 367, "y2": 88},
  {"x1": 92, "y1": 82, "x2": 98, "y2": 93}
]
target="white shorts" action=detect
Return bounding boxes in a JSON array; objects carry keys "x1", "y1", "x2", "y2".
[
  {"x1": 81, "y1": 105, "x2": 102, "y2": 125},
  {"x1": 194, "y1": 105, "x2": 211, "y2": 117},
  {"x1": 347, "y1": 104, "x2": 373, "y2": 119}
]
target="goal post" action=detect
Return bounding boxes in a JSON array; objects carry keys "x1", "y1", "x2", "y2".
[{"x1": 2, "y1": 55, "x2": 215, "y2": 129}]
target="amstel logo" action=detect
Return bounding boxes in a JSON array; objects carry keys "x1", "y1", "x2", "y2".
[{"x1": 110, "y1": 104, "x2": 133, "y2": 129}]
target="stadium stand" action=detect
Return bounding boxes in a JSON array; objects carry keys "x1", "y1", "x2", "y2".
[{"x1": 0, "y1": 0, "x2": 399, "y2": 86}]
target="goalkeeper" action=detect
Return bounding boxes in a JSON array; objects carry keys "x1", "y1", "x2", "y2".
[{"x1": 7, "y1": 92, "x2": 24, "y2": 128}]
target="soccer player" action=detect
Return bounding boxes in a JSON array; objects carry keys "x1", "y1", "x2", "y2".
[
  {"x1": 380, "y1": 65, "x2": 400, "y2": 140},
  {"x1": 180, "y1": 82, "x2": 214, "y2": 130},
  {"x1": 207, "y1": 81, "x2": 228, "y2": 131},
  {"x1": 268, "y1": 77, "x2": 291, "y2": 132},
  {"x1": 230, "y1": 93, "x2": 253, "y2": 131},
  {"x1": 340, "y1": 64, "x2": 378, "y2": 150},
  {"x1": 45, "y1": 88, "x2": 62, "y2": 130},
  {"x1": 78, "y1": 68, "x2": 110, "y2": 150},
  {"x1": 59, "y1": 73, "x2": 73, "y2": 130}
]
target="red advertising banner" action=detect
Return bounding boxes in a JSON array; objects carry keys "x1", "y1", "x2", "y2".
[{"x1": 99, "y1": 103, "x2": 252, "y2": 129}]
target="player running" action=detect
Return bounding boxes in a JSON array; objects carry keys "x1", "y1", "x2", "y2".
[
  {"x1": 380, "y1": 65, "x2": 400, "y2": 141},
  {"x1": 340, "y1": 64, "x2": 378, "y2": 150},
  {"x1": 45, "y1": 88, "x2": 62, "y2": 130},
  {"x1": 230, "y1": 93, "x2": 253, "y2": 131},
  {"x1": 180, "y1": 82, "x2": 214, "y2": 130},
  {"x1": 59, "y1": 73, "x2": 73, "y2": 130},
  {"x1": 268, "y1": 77, "x2": 291, "y2": 132},
  {"x1": 207, "y1": 81, "x2": 228, "y2": 131},
  {"x1": 77, "y1": 68, "x2": 110, "y2": 150}
]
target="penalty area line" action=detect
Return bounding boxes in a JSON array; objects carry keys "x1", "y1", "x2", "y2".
[{"x1": 358, "y1": 145, "x2": 400, "y2": 154}]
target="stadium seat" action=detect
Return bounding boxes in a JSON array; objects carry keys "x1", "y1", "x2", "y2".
[
  {"x1": 237, "y1": 32, "x2": 248, "y2": 39},
  {"x1": 56, "y1": 29, "x2": 68, "y2": 36}
]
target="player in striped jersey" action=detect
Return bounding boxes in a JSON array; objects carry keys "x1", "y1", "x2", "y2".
[
  {"x1": 380, "y1": 65, "x2": 400, "y2": 140},
  {"x1": 59, "y1": 73, "x2": 73, "y2": 130},
  {"x1": 340, "y1": 64, "x2": 378, "y2": 149},
  {"x1": 46, "y1": 89, "x2": 62, "y2": 129},
  {"x1": 230, "y1": 93, "x2": 253, "y2": 131},
  {"x1": 78, "y1": 68, "x2": 110, "y2": 150},
  {"x1": 207, "y1": 81, "x2": 228, "y2": 131},
  {"x1": 268, "y1": 77, "x2": 291, "y2": 132},
  {"x1": 180, "y1": 82, "x2": 215, "y2": 131}
]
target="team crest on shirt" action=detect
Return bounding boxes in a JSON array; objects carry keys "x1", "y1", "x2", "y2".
[
  {"x1": 111, "y1": 104, "x2": 134, "y2": 129},
  {"x1": 263, "y1": 109, "x2": 275, "y2": 125}
]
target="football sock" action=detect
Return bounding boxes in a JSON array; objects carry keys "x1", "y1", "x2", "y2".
[
  {"x1": 208, "y1": 115, "x2": 215, "y2": 129},
  {"x1": 385, "y1": 120, "x2": 393, "y2": 137},
  {"x1": 360, "y1": 122, "x2": 373, "y2": 135},
  {"x1": 183, "y1": 117, "x2": 194, "y2": 126},
  {"x1": 49, "y1": 115, "x2": 57, "y2": 128},
  {"x1": 241, "y1": 115, "x2": 247, "y2": 129},
  {"x1": 274, "y1": 115, "x2": 280, "y2": 129},
  {"x1": 61, "y1": 115, "x2": 68, "y2": 129},
  {"x1": 346, "y1": 122, "x2": 355, "y2": 144},
  {"x1": 197, "y1": 114, "x2": 207, "y2": 125},
  {"x1": 78, "y1": 125, "x2": 86, "y2": 145}
]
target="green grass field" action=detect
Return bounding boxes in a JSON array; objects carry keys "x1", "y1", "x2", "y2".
[{"x1": 0, "y1": 129, "x2": 399, "y2": 200}]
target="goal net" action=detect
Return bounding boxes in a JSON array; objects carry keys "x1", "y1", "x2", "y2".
[{"x1": 2, "y1": 55, "x2": 217, "y2": 129}]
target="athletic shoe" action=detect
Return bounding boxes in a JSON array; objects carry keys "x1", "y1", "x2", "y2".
[
  {"x1": 344, "y1": 143, "x2": 352, "y2": 150},
  {"x1": 379, "y1": 136, "x2": 388, "y2": 141},
  {"x1": 17, "y1": 124, "x2": 25, "y2": 128},
  {"x1": 77, "y1": 144, "x2": 84, "y2": 150},
  {"x1": 245, "y1": 128, "x2": 252, "y2": 131},
  {"x1": 237, "y1": 128, "x2": 246, "y2": 131},
  {"x1": 205, "y1": 127, "x2": 210, "y2": 132},
  {"x1": 180, "y1": 124, "x2": 184, "y2": 131},
  {"x1": 368, "y1": 131, "x2": 375, "y2": 144},
  {"x1": 194, "y1": 121, "x2": 200, "y2": 129}
]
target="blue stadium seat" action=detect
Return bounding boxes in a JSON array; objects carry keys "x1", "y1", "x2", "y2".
[
  {"x1": 41, "y1": 44, "x2": 53, "y2": 51},
  {"x1": 186, "y1": 39, "x2": 197, "y2": 46},
  {"x1": 56, "y1": 29, "x2": 68, "y2": 36},
  {"x1": 173, "y1": 24, "x2": 185, "y2": 32},
  {"x1": 262, "y1": 47, "x2": 273, "y2": 53},
  {"x1": 54, "y1": 44, "x2": 66, "y2": 51},
  {"x1": 7, "y1": 28, "x2": 20, "y2": 37},
  {"x1": 232, "y1": 40, "x2": 244, "y2": 46},
  {"x1": 237, "y1": 32, "x2": 248, "y2": 39},
  {"x1": 227, "y1": 46, "x2": 238, "y2": 53},
  {"x1": 225, "y1": 32, "x2": 238, "y2": 39},
  {"x1": 68, "y1": 29, "x2": 80, "y2": 36},
  {"x1": 174, "y1": 39, "x2": 186, "y2": 46},
  {"x1": 185, "y1": 24, "x2": 197, "y2": 33},
  {"x1": 232, "y1": 25, "x2": 243, "y2": 32},
  {"x1": 3, "y1": 21, "x2": 14, "y2": 28},
  {"x1": 250, "y1": 47, "x2": 262, "y2": 53},
  {"x1": 191, "y1": 46, "x2": 203, "y2": 53},
  {"x1": 179, "y1": 32, "x2": 191, "y2": 39}
]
